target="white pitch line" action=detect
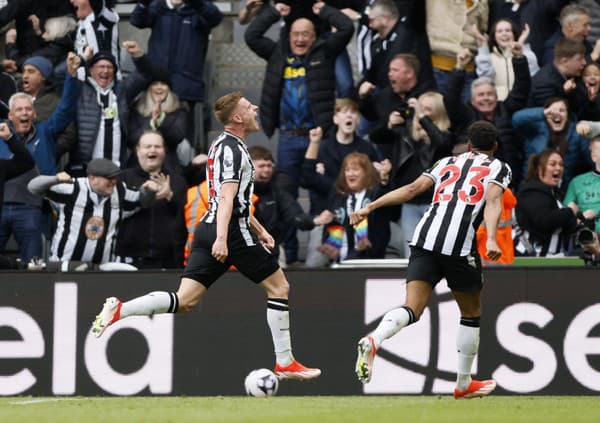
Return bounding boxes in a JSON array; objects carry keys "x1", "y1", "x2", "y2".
[{"x1": 9, "y1": 398, "x2": 82, "y2": 405}]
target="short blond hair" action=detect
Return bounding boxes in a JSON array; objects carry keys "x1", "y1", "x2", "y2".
[{"x1": 214, "y1": 91, "x2": 243, "y2": 125}]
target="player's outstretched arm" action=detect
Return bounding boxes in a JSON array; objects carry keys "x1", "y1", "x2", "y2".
[
  {"x1": 483, "y1": 183, "x2": 504, "y2": 261},
  {"x1": 213, "y1": 182, "x2": 238, "y2": 262},
  {"x1": 350, "y1": 175, "x2": 433, "y2": 225}
]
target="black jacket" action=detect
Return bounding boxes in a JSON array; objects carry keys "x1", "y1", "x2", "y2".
[
  {"x1": 369, "y1": 116, "x2": 452, "y2": 203},
  {"x1": 363, "y1": 9, "x2": 435, "y2": 91},
  {"x1": 515, "y1": 179, "x2": 578, "y2": 256},
  {"x1": 245, "y1": 5, "x2": 354, "y2": 137},
  {"x1": 528, "y1": 62, "x2": 587, "y2": 116},
  {"x1": 0, "y1": 136, "x2": 35, "y2": 221},
  {"x1": 115, "y1": 165, "x2": 187, "y2": 267}
]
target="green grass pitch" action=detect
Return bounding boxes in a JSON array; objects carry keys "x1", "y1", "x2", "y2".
[{"x1": 1, "y1": 396, "x2": 598, "y2": 423}]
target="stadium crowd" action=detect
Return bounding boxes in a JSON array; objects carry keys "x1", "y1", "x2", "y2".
[{"x1": 1, "y1": 0, "x2": 600, "y2": 270}]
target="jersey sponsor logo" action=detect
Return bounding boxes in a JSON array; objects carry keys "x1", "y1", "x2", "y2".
[
  {"x1": 85, "y1": 216, "x2": 105, "y2": 240},
  {"x1": 283, "y1": 66, "x2": 306, "y2": 79}
]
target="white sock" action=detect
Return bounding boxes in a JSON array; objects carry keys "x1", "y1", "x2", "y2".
[
  {"x1": 267, "y1": 298, "x2": 293, "y2": 366},
  {"x1": 456, "y1": 317, "x2": 480, "y2": 390},
  {"x1": 371, "y1": 306, "x2": 415, "y2": 349},
  {"x1": 120, "y1": 291, "x2": 178, "y2": 318}
]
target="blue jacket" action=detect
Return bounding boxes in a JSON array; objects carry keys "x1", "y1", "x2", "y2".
[
  {"x1": 512, "y1": 107, "x2": 593, "y2": 187},
  {"x1": 0, "y1": 73, "x2": 78, "y2": 175},
  {"x1": 130, "y1": 0, "x2": 223, "y2": 102}
]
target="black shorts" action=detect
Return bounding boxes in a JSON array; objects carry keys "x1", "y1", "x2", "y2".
[
  {"x1": 182, "y1": 220, "x2": 280, "y2": 288},
  {"x1": 406, "y1": 246, "x2": 483, "y2": 292}
]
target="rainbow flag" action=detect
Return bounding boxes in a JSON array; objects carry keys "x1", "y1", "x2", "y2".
[{"x1": 324, "y1": 224, "x2": 344, "y2": 249}]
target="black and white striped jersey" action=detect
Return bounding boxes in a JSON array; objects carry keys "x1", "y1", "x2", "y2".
[
  {"x1": 201, "y1": 131, "x2": 255, "y2": 224},
  {"x1": 46, "y1": 178, "x2": 141, "y2": 263},
  {"x1": 411, "y1": 151, "x2": 512, "y2": 257}
]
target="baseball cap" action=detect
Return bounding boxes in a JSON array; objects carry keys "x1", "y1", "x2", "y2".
[{"x1": 87, "y1": 159, "x2": 121, "y2": 178}]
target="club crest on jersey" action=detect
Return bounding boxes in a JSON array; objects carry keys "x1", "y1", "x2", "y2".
[{"x1": 85, "y1": 216, "x2": 105, "y2": 240}]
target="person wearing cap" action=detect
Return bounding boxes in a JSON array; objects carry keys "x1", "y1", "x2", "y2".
[
  {"x1": 67, "y1": 40, "x2": 152, "y2": 177},
  {"x1": 127, "y1": 65, "x2": 188, "y2": 174},
  {"x1": 0, "y1": 52, "x2": 81, "y2": 263},
  {"x1": 27, "y1": 157, "x2": 163, "y2": 265}
]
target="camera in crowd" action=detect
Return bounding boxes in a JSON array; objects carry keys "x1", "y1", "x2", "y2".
[
  {"x1": 396, "y1": 101, "x2": 414, "y2": 121},
  {"x1": 573, "y1": 212, "x2": 600, "y2": 267}
]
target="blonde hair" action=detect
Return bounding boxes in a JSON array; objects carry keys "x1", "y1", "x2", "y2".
[
  {"x1": 410, "y1": 91, "x2": 451, "y2": 140},
  {"x1": 43, "y1": 16, "x2": 77, "y2": 41},
  {"x1": 135, "y1": 84, "x2": 181, "y2": 117},
  {"x1": 214, "y1": 91, "x2": 243, "y2": 125}
]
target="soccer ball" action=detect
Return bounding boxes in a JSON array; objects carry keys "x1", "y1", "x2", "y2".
[{"x1": 244, "y1": 368, "x2": 279, "y2": 397}]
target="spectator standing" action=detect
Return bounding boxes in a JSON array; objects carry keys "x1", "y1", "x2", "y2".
[
  {"x1": 249, "y1": 145, "x2": 330, "y2": 259},
  {"x1": 425, "y1": 0, "x2": 488, "y2": 100},
  {"x1": 515, "y1": 149, "x2": 578, "y2": 256},
  {"x1": 360, "y1": 0, "x2": 434, "y2": 93},
  {"x1": 246, "y1": 1, "x2": 353, "y2": 264},
  {"x1": 359, "y1": 53, "x2": 435, "y2": 148},
  {"x1": 0, "y1": 123, "x2": 35, "y2": 221},
  {"x1": 540, "y1": 4, "x2": 600, "y2": 66},
  {"x1": 27, "y1": 158, "x2": 159, "y2": 265},
  {"x1": 316, "y1": 152, "x2": 387, "y2": 263},
  {"x1": 116, "y1": 131, "x2": 187, "y2": 269},
  {"x1": 488, "y1": 0, "x2": 568, "y2": 64},
  {"x1": 564, "y1": 136, "x2": 600, "y2": 234},
  {"x1": 301, "y1": 99, "x2": 387, "y2": 267},
  {"x1": 446, "y1": 45, "x2": 530, "y2": 186},
  {"x1": 0, "y1": 0, "x2": 45, "y2": 60},
  {"x1": 0, "y1": 124, "x2": 35, "y2": 269},
  {"x1": 5, "y1": 15, "x2": 76, "y2": 69},
  {"x1": 19, "y1": 56, "x2": 78, "y2": 165},
  {"x1": 130, "y1": 0, "x2": 223, "y2": 150},
  {"x1": 0, "y1": 53, "x2": 80, "y2": 262},
  {"x1": 578, "y1": 62, "x2": 600, "y2": 121},
  {"x1": 71, "y1": 0, "x2": 120, "y2": 77},
  {"x1": 474, "y1": 19, "x2": 539, "y2": 100},
  {"x1": 127, "y1": 66, "x2": 188, "y2": 174},
  {"x1": 245, "y1": 1, "x2": 354, "y2": 197},
  {"x1": 369, "y1": 91, "x2": 453, "y2": 257},
  {"x1": 68, "y1": 41, "x2": 152, "y2": 176},
  {"x1": 513, "y1": 97, "x2": 593, "y2": 187},
  {"x1": 528, "y1": 38, "x2": 587, "y2": 116}
]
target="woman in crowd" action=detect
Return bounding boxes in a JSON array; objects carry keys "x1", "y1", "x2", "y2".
[
  {"x1": 317, "y1": 152, "x2": 387, "y2": 263},
  {"x1": 512, "y1": 97, "x2": 593, "y2": 188},
  {"x1": 369, "y1": 91, "x2": 453, "y2": 257},
  {"x1": 578, "y1": 62, "x2": 600, "y2": 121},
  {"x1": 515, "y1": 150, "x2": 578, "y2": 257},
  {"x1": 475, "y1": 19, "x2": 539, "y2": 101},
  {"x1": 128, "y1": 68, "x2": 188, "y2": 174}
]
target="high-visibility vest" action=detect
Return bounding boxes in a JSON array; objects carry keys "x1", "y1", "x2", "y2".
[
  {"x1": 476, "y1": 188, "x2": 517, "y2": 265},
  {"x1": 183, "y1": 181, "x2": 258, "y2": 264}
]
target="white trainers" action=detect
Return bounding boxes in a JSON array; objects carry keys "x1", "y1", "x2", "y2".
[
  {"x1": 91, "y1": 297, "x2": 122, "y2": 338},
  {"x1": 355, "y1": 336, "x2": 377, "y2": 384}
]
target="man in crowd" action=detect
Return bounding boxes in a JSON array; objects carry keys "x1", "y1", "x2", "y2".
[
  {"x1": 27, "y1": 158, "x2": 159, "y2": 265},
  {"x1": 0, "y1": 52, "x2": 80, "y2": 262}
]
